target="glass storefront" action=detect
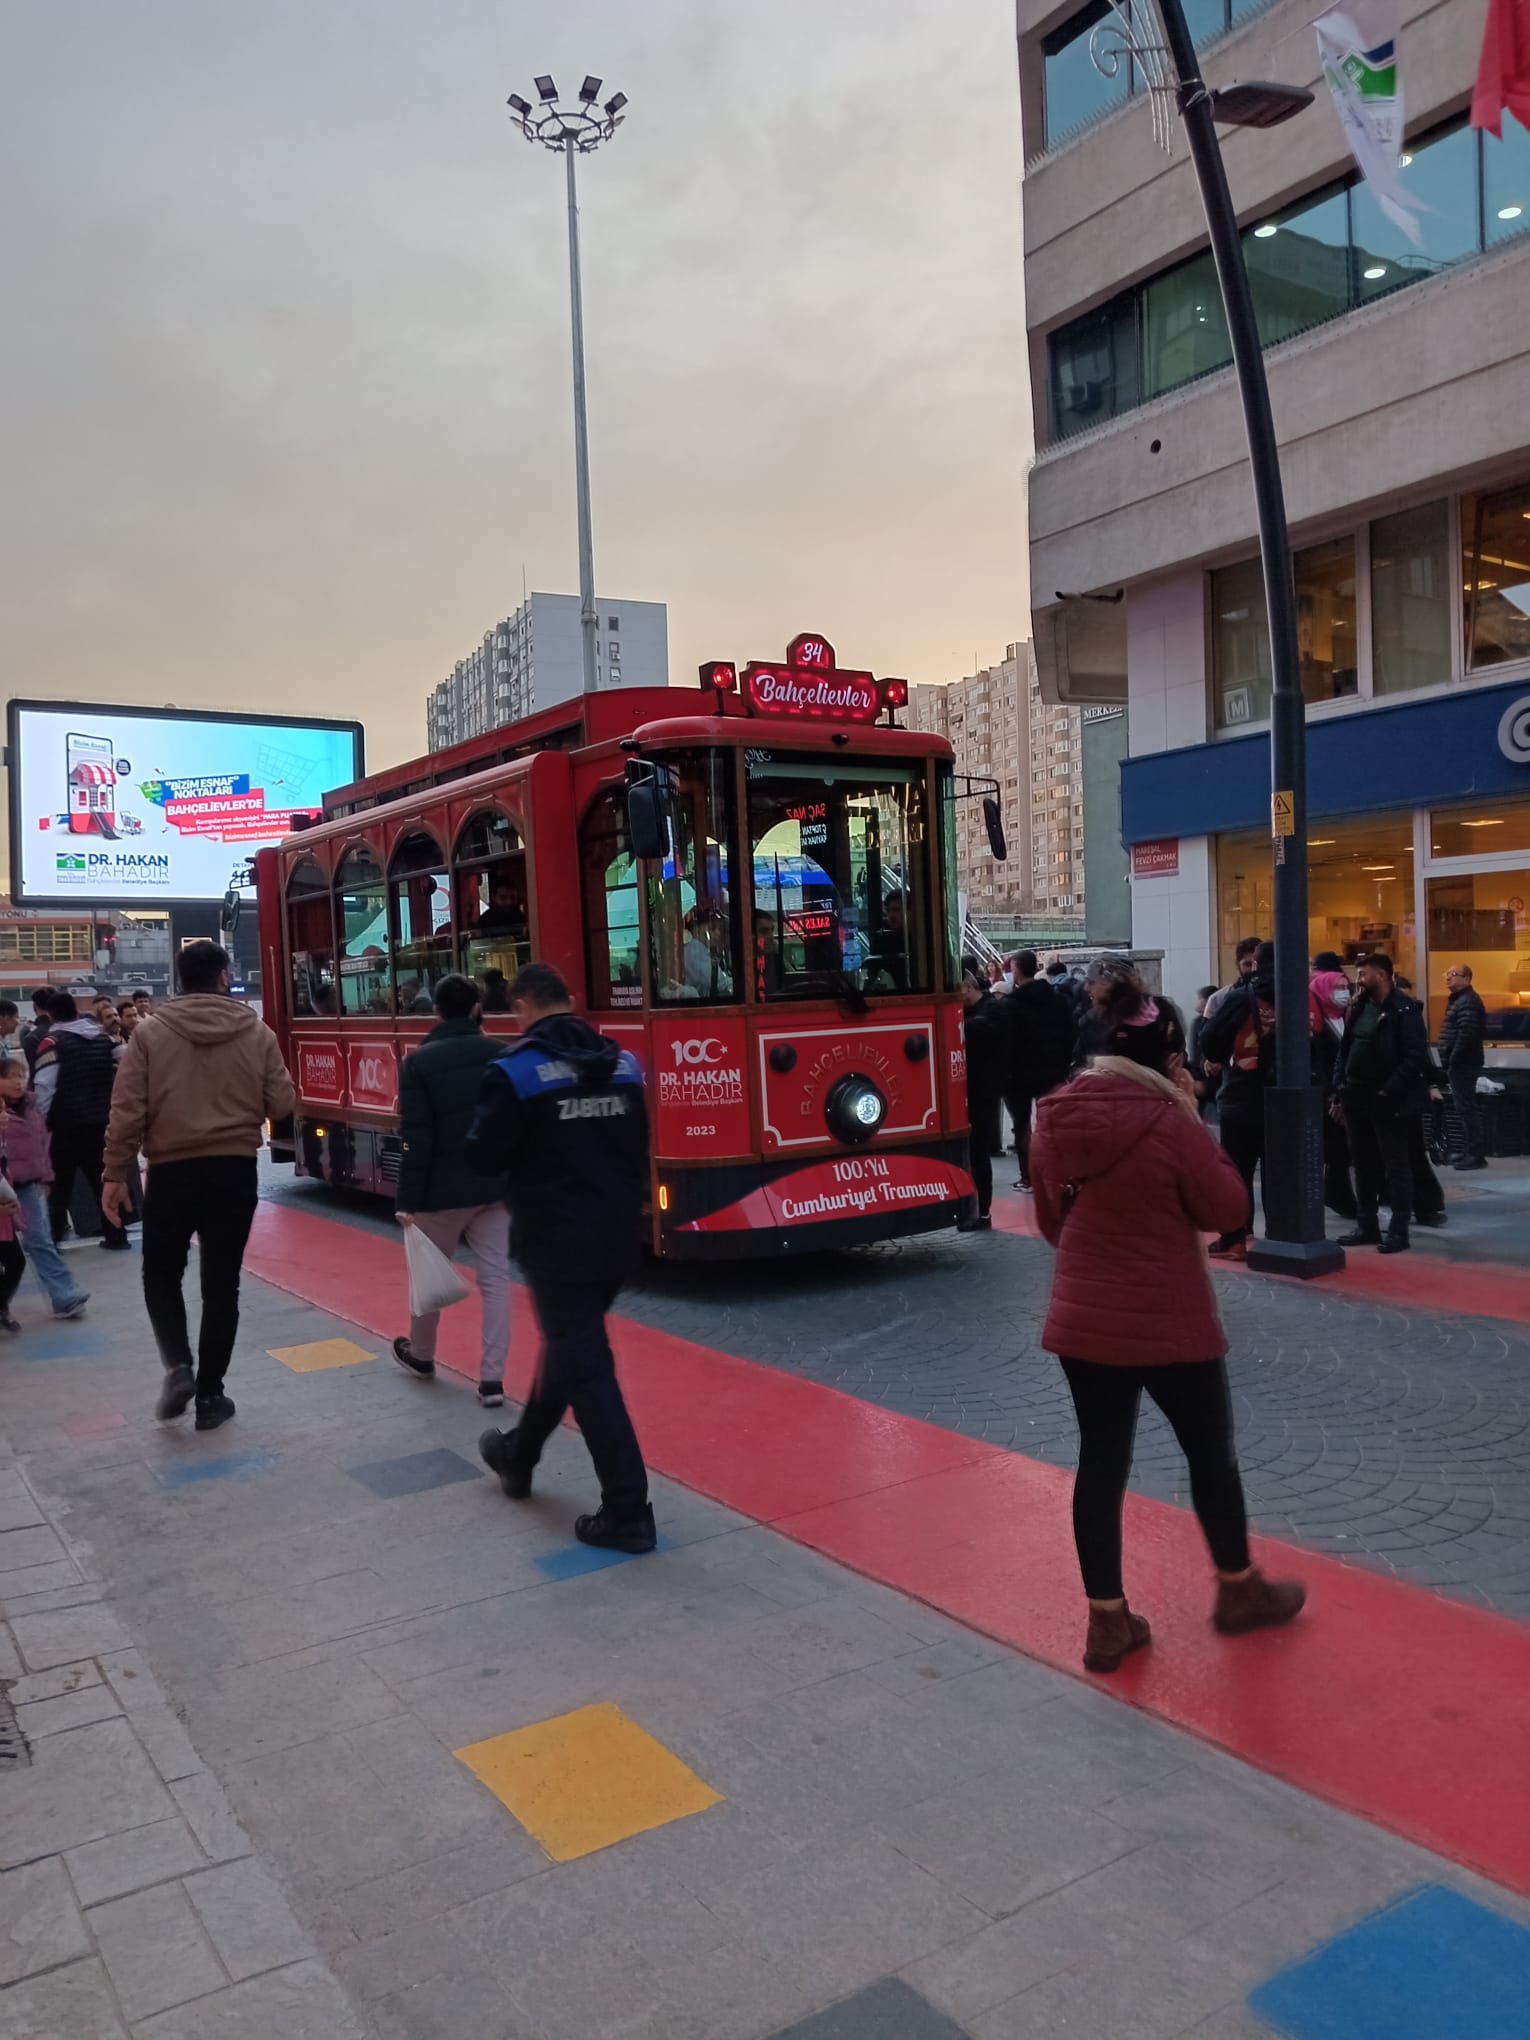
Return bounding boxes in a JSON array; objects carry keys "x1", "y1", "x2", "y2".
[{"x1": 1215, "y1": 795, "x2": 1530, "y2": 1043}]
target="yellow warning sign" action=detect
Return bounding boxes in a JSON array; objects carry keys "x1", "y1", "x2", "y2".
[{"x1": 1272, "y1": 790, "x2": 1295, "y2": 837}]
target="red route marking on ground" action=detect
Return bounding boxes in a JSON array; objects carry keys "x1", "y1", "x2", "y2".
[
  {"x1": 245, "y1": 1200, "x2": 1530, "y2": 1896},
  {"x1": 990, "y1": 1194, "x2": 1530, "y2": 1322}
]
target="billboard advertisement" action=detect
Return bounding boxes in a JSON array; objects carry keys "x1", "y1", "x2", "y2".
[{"x1": 8, "y1": 701, "x2": 363, "y2": 905}]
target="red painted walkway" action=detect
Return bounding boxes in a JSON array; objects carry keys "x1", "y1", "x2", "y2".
[
  {"x1": 246, "y1": 1202, "x2": 1530, "y2": 1897},
  {"x1": 989, "y1": 1193, "x2": 1530, "y2": 1325}
]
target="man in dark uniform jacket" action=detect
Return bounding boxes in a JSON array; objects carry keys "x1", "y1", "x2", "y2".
[{"x1": 468, "y1": 963, "x2": 654, "y2": 1552}]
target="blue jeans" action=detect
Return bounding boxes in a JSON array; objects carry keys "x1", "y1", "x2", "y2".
[{"x1": 13, "y1": 1183, "x2": 89, "y2": 1312}]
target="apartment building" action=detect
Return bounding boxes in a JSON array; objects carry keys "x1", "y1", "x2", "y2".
[
  {"x1": 1020, "y1": 0, "x2": 1530, "y2": 1063},
  {"x1": 909, "y1": 643, "x2": 1084, "y2": 916},
  {"x1": 427, "y1": 594, "x2": 668, "y2": 751}
]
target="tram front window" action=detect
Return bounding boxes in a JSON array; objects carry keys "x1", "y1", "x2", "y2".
[
  {"x1": 647, "y1": 751, "x2": 741, "y2": 1005},
  {"x1": 747, "y1": 759, "x2": 931, "y2": 998}
]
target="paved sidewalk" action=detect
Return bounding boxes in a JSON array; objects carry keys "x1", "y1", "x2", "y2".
[{"x1": 2, "y1": 1234, "x2": 1529, "y2": 2038}]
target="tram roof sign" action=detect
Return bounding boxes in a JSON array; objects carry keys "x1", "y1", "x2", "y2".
[{"x1": 702, "y1": 633, "x2": 909, "y2": 726}]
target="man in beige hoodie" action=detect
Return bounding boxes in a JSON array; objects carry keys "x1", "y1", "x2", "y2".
[{"x1": 103, "y1": 942, "x2": 295, "y2": 1429}]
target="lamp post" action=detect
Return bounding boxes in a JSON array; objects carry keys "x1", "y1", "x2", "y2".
[
  {"x1": 507, "y1": 75, "x2": 628, "y2": 696},
  {"x1": 1093, "y1": 3, "x2": 1341, "y2": 1276}
]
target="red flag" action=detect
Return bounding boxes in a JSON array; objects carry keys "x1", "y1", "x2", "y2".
[{"x1": 1472, "y1": 0, "x2": 1530, "y2": 138}]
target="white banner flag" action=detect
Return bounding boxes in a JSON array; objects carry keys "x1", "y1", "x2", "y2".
[{"x1": 1314, "y1": 0, "x2": 1423, "y2": 245}]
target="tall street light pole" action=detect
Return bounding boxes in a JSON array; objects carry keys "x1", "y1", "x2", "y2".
[
  {"x1": 507, "y1": 75, "x2": 628, "y2": 696},
  {"x1": 1094, "y1": 3, "x2": 1341, "y2": 1277}
]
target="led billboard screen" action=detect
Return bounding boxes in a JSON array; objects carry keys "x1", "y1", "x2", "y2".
[{"x1": 8, "y1": 701, "x2": 363, "y2": 905}]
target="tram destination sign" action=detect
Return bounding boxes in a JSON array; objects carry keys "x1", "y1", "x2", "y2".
[{"x1": 740, "y1": 633, "x2": 882, "y2": 724}]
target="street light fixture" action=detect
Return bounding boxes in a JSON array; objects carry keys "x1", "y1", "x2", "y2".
[
  {"x1": 507, "y1": 75, "x2": 628, "y2": 696},
  {"x1": 1092, "y1": 2, "x2": 1340, "y2": 1277}
]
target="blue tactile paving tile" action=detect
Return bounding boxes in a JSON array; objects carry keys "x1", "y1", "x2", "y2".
[
  {"x1": 155, "y1": 1449, "x2": 279, "y2": 1489},
  {"x1": 1249, "y1": 1884, "x2": 1530, "y2": 2040},
  {"x1": 534, "y1": 1535, "x2": 674, "y2": 1581}
]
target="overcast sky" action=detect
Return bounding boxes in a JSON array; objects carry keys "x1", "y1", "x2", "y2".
[{"x1": 1, "y1": 0, "x2": 1029, "y2": 792}]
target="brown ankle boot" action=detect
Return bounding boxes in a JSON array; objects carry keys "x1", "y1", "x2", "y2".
[
  {"x1": 1213, "y1": 1570, "x2": 1307, "y2": 1636},
  {"x1": 1083, "y1": 1601, "x2": 1151, "y2": 1673}
]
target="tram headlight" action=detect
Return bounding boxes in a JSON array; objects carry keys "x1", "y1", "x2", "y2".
[{"x1": 826, "y1": 1074, "x2": 886, "y2": 1146}]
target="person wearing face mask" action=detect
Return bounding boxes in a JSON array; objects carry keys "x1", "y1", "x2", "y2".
[{"x1": 1309, "y1": 955, "x2": 1358, "y2": 1222}]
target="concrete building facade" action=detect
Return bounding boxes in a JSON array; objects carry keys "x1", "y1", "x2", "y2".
[
  {"x1": 1020, "y1": 0, "x2": 1530, "y2": 1056},
  {"x1": 427, "y1": 594, "x2": 668, "y2": 751},
  {"x1": 909, "y1": 642, "x2": 1084, "y2": 919}
]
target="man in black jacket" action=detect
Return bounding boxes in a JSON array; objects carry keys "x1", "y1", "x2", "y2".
[
  {"x1": 1334, "y1": 953, "x2": 1432, "y2": 1253},
  {"x1": 392, "y1": 974, "x2": 513, "y2": 1407},
  {"x1": 1006, "y1": 951, "x2": 1075, "y2": 1190},
  {"x1": 468, "y1": 963, "x2": 654, "y2": 1552},
  {"x1": 959, "y1": 963, "x2": 1006, "y2": 1229},
  {"x1": 1438, "y1": 964, "x2": 1488, "y2": 1170}
]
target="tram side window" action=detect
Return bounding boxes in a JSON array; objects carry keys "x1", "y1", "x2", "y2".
[
  {"x1": 647, "y1": 752, "x2": 741, "y2": 1005},
  {"x1": 335, "y1": 845, "x2": 390, "y2": 1015},
  {"x1": 286, "y1": 860, "x2": 337, "y2": 1016},
  {"x1": 456, "y1": 809, "x2": 531, "y2": 1007},
  {"x1": 581, "y1": 789, "x2": 642, "y2": 1010},
  {"x1": 390, "y1": 832, "x2": 452, "y2": 1015},
  {"x1": 747, "y1": 760, "x2": 931, "y2": 998}
]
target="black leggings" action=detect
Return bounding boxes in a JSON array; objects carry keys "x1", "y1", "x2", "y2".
[
  {"x1": 1060, "y1": 1356, "x2": 1251, "y2": 1601},
  {"x1": 0, "y1": 1239, "x2": 25, "y2": 1313}
]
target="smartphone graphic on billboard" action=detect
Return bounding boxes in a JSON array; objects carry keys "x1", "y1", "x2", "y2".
[{"x1": 66, "y1": 731, "x2": 118, "y2": 838}]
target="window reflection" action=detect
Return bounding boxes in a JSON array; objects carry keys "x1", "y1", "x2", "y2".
[
  {"x1": 1042, "y1": 3, "x2": 1128, "y2": 149},
  {"x1": 286, "y1": 859, "x2": 336, "y2": 1017},
  {"x1": 1464, "y1": 481, "x2": 1530, "y2": 670},
  {"x1": 1246, "y1": 187, "x2": 1351, "y2": 346},
  {"x1": 1371, "y1": 501, "x2": 1450, "y2": 695},
  {"x1": 1216, "y1": 814, "x2": 1416, "y2": 985},
  {"x1": 581, "y1": 790, "x2": 642, "y2": 1010},
  {"x1": 1050, "y1": 293, "x2": 1138, "y2": 441},
  {"x1": 1212, "y1": 540, "x2": 1357, "y2": 728},
  {"x1": 648, "y1": 752, "x2": 740, "y2": 1006},
  {"x1": 1352, "y1": 124, "x2": 1478, "y2": 302},
  {"x1": 1484, "y1": 115, "x2": 1530, "y2": 246},
  {"x1": 1426, "y1": 871, "x2": 1530, "y2": 1040},
  {"x1": 335, "y1": 846, "x2": 389, "y2": 1016},
  {"x1": 1144, "y1": 251, "x2": 1230, "y2": 396}
]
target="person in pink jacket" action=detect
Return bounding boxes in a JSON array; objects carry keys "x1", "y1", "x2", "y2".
[{"x1": 1031, "y1": 956, "x2": 1306, "y2": 1674}]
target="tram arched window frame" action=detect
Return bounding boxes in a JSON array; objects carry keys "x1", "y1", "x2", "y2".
[
  {"x1": 285, "y1": 856, "x2": 337, "y2": 1018},
  {"x1": 333, "y1": 841, "x2": 391, "y2": 1017},
  {"x1": 454, "y1": 806, "x2": 531, "y2": 1006},
  {"x1": 580, "y1": 785, "x2": 644, "y2": 1011},
  {"x1": 388, "y1": 828, "x2": 452, "y2": 1017}
]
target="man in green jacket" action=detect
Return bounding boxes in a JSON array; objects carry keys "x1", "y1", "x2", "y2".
[{"x1": 392, "y1": 974, "x2": 512, "y2": 1406}]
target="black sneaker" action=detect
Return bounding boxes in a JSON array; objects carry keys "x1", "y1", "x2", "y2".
[
  {"x1": 391, "y1": 1336, "x2": 435, "y2": 1380},
  {"x1": 1453, "y1": 1155, "x2": 1488, "y2": 1171},
  {"x1": 0, "y1": 1312, "x2": 20, "y2": 1335},
  {"x1": 1414, "y1": 1212, "x2": 1448, "y2": 1228},
  {"x1": 156, "y1": 1364, "x2": 196, "y2": 1421},
  {"x1": 195, "y1": 1393, "x2": 237, "y2": 1431},
  {"x1": 1378, "y1": 1232, "x2": 1410, "y2": 1255},
  {"x1": 99, "y1": 1235, "x2": 131, "y2": 1252},
  {"x1": 479, "y1": 1427, "x2": 532, "y2": 1499},
  {"x1": 477, "y1": 1379, "x2": 505, "y2": 1409},
  {"x1": 1337, "y1": 1226, "x2": 1382, "y2": 1247},
  {"x1": 574, "y1": 1504, "x2": 657, "y2": 1554}
]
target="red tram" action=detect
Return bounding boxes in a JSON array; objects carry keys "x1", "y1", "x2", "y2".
[{"x1": 256, "y1": 632, "x2": 994, "y2": 1256}]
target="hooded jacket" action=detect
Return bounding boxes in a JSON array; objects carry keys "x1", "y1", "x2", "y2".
[
  {"x1": 1006, "y1": 976, "x2": 1076, "y2": 1097},
  {"x1": 465, "y1": 1012, "x2": 648, "y2": 1285},
  {"x1": 103, "y1": 996, "x2": 296, "y2": 1180},
  {"x1": 1031, "y1": 1062, "x2": 1250, "y2": 1366},
  {"x1": 32, "y1": 1017, "x2": 116, "y2": 1128},
  {"x1": 395, "y1": 1015, "x2": 510, "y2": 1214}
]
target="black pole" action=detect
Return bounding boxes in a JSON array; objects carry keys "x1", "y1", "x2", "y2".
[{"x1": 1155, "y1": 0, "x2": 1342, "y2": 1277}]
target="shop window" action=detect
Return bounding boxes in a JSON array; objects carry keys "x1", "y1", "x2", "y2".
[
  {"x1": 455, "y1": 809, "x2": 529, "y2": 1000},
  {"x1": 1144, "y1": 251, "x2": 1231, "y2": 398},
  {"x1": 1371, "y1": 500, "x2": 1451, "y2": 695},
  {"x1": 1430, "y1": 800, "x2": 1530, "y2": 861},
  {"x1": 581, "y1": 789, "x2": 642, "y2": 1010},
  {"x1": 335, "y1": 845, "x2": 389, "y2": 1016},
  {"x1": 286, "y1": 858, "x2": 336, "y2": 1017},
  {"x1": 1216, "y1": 812, "x2": 1415, "y2": 985},
  {"x1": 1042, "y1": 2, "x2": 1129, "y2": 149},
  {"x1": 1246, "y1": 186, "x2": 1351, "y2": 347},
  {"x1": 1484, "y1": 115, "x2": 1530, "y2": 246},
  {"x1": 1426, "y1": 871, "x2": 1530, "y2": 1040},
  {"x1": 1352, "y1": 123, "x2": 1479, "y2": 304},
  {"x1": 1212, "y1": 539, "x2": 1358, "y2": 727},
  {"x1": 1463, "y1": 478, "x2": 1530, "y2": 671}
]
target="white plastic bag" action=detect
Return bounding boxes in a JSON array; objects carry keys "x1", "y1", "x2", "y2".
[{"x1": 404, "y1": 1223, "x2": 472, "y2": 1317}]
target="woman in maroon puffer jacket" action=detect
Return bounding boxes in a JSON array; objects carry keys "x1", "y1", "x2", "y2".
[{"x1": 1031, "y1": 957, "x2": 1306, "y2": 1673}]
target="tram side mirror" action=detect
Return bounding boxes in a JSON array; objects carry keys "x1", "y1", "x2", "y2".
[
  {"x1": 626, "y1": 772, "x2": 671, "y2": 863},
  {"x1": 983, "y1": 797, "x2": 1007, "y2": 862}
]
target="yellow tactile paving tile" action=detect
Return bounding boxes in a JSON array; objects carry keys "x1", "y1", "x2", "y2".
[
  {"x1": 455, "y1": 1702, "x2": 723, "y2": 1862},
  {"x1": 266, "y1": 1337, "x2": 376, "y2": 1373}
]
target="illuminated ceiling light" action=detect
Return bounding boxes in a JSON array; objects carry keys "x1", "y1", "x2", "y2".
[
  {"x1": 1309, "y1": 838, "x2": 1336, "y2": 846},
  {"x1": 1461, "y1": 817, "x2": 1505, "y2": 827},
  {"x1": 1254, "y1": 223, "x2": 1278, "y2": 238},
  {"x1": 1363, "y1": 264, "x2": 1388, "y2": 279},
  {"x1": 1399, "y1": 152, "x2": 1413, "y2": 167},
  {"x1": 1498, "y1": 204, "x2": 1523, "y2": 220},
  {"x1": 1362, "y1": 864, "x2": 1395, "y2": 872}
]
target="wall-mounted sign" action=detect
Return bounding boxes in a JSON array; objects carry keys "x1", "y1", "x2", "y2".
[{"x1": 1131, "y1": 838, "x2": 1180, "y2": 878}]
